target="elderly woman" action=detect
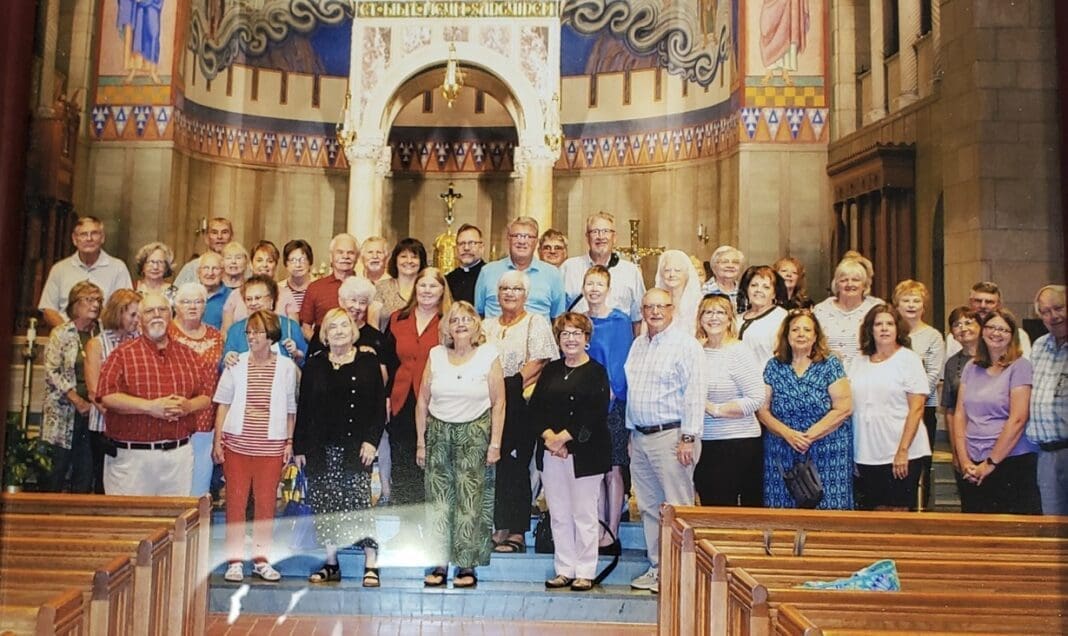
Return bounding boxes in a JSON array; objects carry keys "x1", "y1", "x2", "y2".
[
  {"x1": 693, "y1": 294, "x2": 766, "y2": 507},
  {"x1": 84, "y1": 288, "x2": 141, "y2": 493},
  {"x1": 942, "y1": 306, "x2": 980, "y2": 480},
  {"x1": 168, "y1": 283, "x2": 224, "y2": 497},
  {"x1": 280, "y1": 239, "x2": 314, "y2": 314},
  {"x1": 295, "y1": 308, "x2": 387, "y2": 585},
  {"x1": 813, "y1": 255, "x2": 883, "y2": 371},
  {"x1": 373, "y1": 238, "x2": 428, "y2": 332},
  {"x1": 134, "y1": 241, "x2": 177, "y2": 308},
  {"x1": 952, "y1": 309, "x2": 1040, "y2": 514},
  {"x1": 41, "y1": 281, "x2": 103, "y2": 493},
  {"x1": 383, "y1": 267, "x2": 452, "y2": 507},
  {"x1": 529, "y1": 313, "x2": 610, "y2": 591},
  {"x1": 774, "y1": 256, "x2": 813, "y2": 310},
  {"x1": 222, "y1": 275, "x2": 306, "y2": 366},
  {"x1": 701, "y1": 245, "x2": 745, "y2": 304},
  {"x1": 758, "y1": 308, "x2": 854, "y2": 509},
  {"x1": 655, "y1": 249, "x2": 702, "y2": 336},
  {"x1": 894, "y1": 280, "x2": 945, "y2": 507},
  {"x1": 482, "y1": 269, "x2": 558, "y2": 554},
  {"x1": 222, "y1": 240, "x2": 298, "y2": 333},
  {"x1": 214, "y1": 310, "x2": 299, "y2": 583},
  {"x1": 736, "y1": 265, "x2": 789, "y2": 367},
  {"x1": 582, "y1": 265, "x2": 633, "y2": 553},
  {"x1": 850, "y1": 304, "x2": 931, "y2": 511},
  {"x1": 416, "y1": 301, "x2": 504, "y2": 588}
]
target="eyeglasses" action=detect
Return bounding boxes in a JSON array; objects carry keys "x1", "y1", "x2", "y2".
[
  {"x1": 145, "y1": 259, "x2": 167, "y2": 268},
  {"x1": 983, "y1": 325, "x2": 1012, "y2": 335},
  {"x1": 540, "y1": 245, "x2": 565, "y2": 252},
  {"x1": 286, "y1": 256, "x2": 308, "y2": 265},
  {"x1": 951, "y1": 318, "x2": 976, "y2": 329},
  {"x1": 79, "y1": 296, "x2": 104, "y2": 304},
  {"x1": 198, "y1": 265, "x2": 223, "y2": 273},
  {"x1": 642, "y1": 303, "x2": 673, "y2": 312},
  {"x1": 716, "y1": 258, "x2": 742, "y2": 265},
  {"x1": 449, "y1": 316, "x2": 474, "y2": 325},
  {"x1": 586, "y1": 229, "x2": 615, "y2": 237},
  {"x1": 701, "y1": 309, "x2": 728, "y2": 318},
  {"x1": 245, "y1": 329, "x2": 266, "y2": 337},
  {"x1": 74, "y1": 230, "x2": 103, "y2": 239},
  {"x1": 458, "y1": 240, "x2": 483, "y2": 248},
  {"x1": 509, "y1": 233, "x2": 536, "y2": 241},
  {"x1": 177, "y1": 299, "x2": 205, "y2": 306},
  {"x1": 559, "y1": 330, "x2": 585, "y2": 339},
  {"x1": 498, "y1": 286, "x2": 525, "y2": 294},
  {"x1": 244, "y1": 294, "x2": 271, "y2": 304}
]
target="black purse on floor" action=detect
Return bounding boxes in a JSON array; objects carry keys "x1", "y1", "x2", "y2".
[{"x1": 780, "y1": 454, "x2": 824, "y2": 509}]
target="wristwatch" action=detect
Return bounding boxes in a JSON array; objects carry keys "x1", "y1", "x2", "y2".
[
  {"x1": 680, "y1": 434, "x2": 696, "y2": 444},
  {"x1": 984, "y1": 457, "x2": 999, "y2": 467}
]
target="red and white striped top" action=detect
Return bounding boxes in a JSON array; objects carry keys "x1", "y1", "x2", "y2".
[{"x1": 223, "y1": 358, "x2": 286, "y2": 456}]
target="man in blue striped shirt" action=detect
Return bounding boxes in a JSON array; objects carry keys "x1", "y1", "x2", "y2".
[{"x1": 1027, "y1": 284, "x2": 1067, "y2": 514}]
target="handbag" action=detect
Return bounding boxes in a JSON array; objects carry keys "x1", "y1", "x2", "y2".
[
  {"x1": 780, "y1": 454, "x2": 824, "y2": 509},
  {"x1": 533, "y1": 509, "x2": 620, "y2": 584},
  {"x1": 280, "y1": 462, "x2": 318, "y2": 551}
]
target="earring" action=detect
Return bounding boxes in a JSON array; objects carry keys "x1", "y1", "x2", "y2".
[{"x1": 584, "y1": 343, "x2": 590, "y2": 351}]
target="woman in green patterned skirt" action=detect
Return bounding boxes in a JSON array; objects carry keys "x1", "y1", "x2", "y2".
[{"x1": 415, "y1": 301, "x2": 505, "y2": 588}]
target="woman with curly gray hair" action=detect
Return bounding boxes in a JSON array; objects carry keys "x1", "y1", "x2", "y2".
[{"x1": 134, "y1": 241, "x2": 177, "y2": 308}]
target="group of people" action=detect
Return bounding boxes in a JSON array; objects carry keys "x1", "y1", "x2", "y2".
[{"x1": 35, "y1": 212, "x2": 1066, "y2": 594}]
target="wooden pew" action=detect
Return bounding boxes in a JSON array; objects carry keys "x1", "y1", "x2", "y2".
[
  {"x1": 0, "y1": 531, "x2": 172, "y2": 636},
  {"x1": 773, "y1": 601, "x2": 1067, "y2": 635},
  {"x1": 657, "y1": 505, "x2": 1068, "y2": 636},
  {"x1": 0, "y1": 588, "x2": 86, "y2": 636},
  {"x1": 727, "y1": 567, "x2": 1066, "y2": 636},
  {"x1": 0, "y1": 493, "x2": 210, "y2": 636},
  {"x1": 1, "y1": 507, "x2": 204, "y2": 636},
  {"x1": 0, "y1": 554, "x2": 134, "y2": 635}
]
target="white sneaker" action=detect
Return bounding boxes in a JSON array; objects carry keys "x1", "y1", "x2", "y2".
[
  {"x1": 630, "y1": 566, "x2": 659, "y2": 591},
  {"x1": 224, "y1": 562, "x2": 244, "y2": 582}
]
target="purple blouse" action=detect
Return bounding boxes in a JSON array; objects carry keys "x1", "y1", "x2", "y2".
[{"x1": 961, "y1": 358, "x2": 1039, "y2": 460}]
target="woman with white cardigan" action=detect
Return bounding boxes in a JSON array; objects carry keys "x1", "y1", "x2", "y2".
[{"x1": 213, "y1": 309, "x2": 299, "y2": 583}]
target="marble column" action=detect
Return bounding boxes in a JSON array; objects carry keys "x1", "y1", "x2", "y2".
[
  {"x1": 345, "y1": 141, "x2": 391, "y2": 241},
  {"x1": 36, "y1": 0, "x2": 60, "y2": 115},
  {"x1": 867, "y1": 0, "x2": 887, "y2": 122},
  {"x1": 514, "y1": 144, "x2": 558, "y2": 233},
  {"x1": 895, "y1": 0, "x2": 921, "y2": 108}
]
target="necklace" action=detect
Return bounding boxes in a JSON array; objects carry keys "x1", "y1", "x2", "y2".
[
  {"x1": 563, "y1": 356, "x2": 588, "y2": 380},
  {"x1": 498, "y1": 311, "x2": 527, "y2": 339},
  {"x1": 329, "y1": 348, "x2": 355, "y2": 370}
]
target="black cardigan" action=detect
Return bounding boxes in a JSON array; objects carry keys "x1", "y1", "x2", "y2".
[
  {"x1": 528, "y1": 358, "x2": 611, "y2": 478},
  {"x1": 293, "y1": 350, "x2": 386, "y2": 465}
]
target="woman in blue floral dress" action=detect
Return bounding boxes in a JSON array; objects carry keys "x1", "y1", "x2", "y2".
[{"x1": 758, "y1": 308, "x2": 855, "y2": 509}]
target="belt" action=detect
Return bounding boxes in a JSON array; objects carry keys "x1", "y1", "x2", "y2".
[
  {"x1": 634, "y1": 422, "x2": 681, "y2": 435},
  {"x1": 1038, "y1": 439, "x2": 1068, "y2": 452},
  {"x1": 113, "y1": 438, "x2": 190, "y2": 451}
]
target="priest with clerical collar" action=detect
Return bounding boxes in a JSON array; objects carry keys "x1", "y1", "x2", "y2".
[{"x1": 445, "y1": 223, "x2": 486, "y2": 305}]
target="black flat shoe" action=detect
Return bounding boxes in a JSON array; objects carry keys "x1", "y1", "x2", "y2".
[
  {"x1": 362, "y1": 567, "x2": 380, "y2": 588},
  {"x1": 453, "y1": 568, "x2": 478, "y2": 588},
  {"x1": 309, "y1": 563, "x2": 341, "y2": 583},
  {"x1": 424, "y1": 566, "x2": 447, "y2": 587}
]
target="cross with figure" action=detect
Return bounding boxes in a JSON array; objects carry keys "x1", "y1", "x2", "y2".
[{"x1": 440, "y1": 182, "x2": 462, "y2": 227}]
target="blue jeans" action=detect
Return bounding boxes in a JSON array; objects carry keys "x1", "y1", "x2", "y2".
[{"x1": 190, "y1": 431, "x2": 215, "y2": 497}]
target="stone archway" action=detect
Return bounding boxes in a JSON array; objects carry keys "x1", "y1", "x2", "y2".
[{"x1": 340, "y1": 6, "x2": 562, "y2": 240}]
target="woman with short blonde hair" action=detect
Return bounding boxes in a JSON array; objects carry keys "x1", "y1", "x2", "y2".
[{"x1": 812, "y1": 254, "x2": 883, "y2": 370}]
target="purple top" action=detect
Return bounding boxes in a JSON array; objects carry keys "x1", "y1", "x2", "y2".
[{"x1": 961, "y1": 358, "x2": 1038, "y2": 460}]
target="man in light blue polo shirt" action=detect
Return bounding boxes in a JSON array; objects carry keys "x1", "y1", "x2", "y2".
[{"x1": 474, "y1": 216, "x2": 566, "y2": 319}]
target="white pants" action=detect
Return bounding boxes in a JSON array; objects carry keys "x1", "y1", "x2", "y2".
[
  {"x1": 104, "y1": 443, "x2": 193, "y2": 496},
  {"x1": 629, "y1": 429, "x2": 699, "y2": 568},
  {"x1": 541, "y1": 451, "x2": 602, "y2": 579}
]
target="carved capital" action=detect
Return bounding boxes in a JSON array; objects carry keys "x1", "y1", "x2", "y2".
[
  {"x1": 513, "y1": 143, "x2": 558, "y2": 175},
  {"x1": 344, "y1": 139, "x2": 384, "y2": 163}
]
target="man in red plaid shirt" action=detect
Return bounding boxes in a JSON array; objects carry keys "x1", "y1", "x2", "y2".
[{"x1": 98, "y1": 292, "x2": 217, "y2": 495}]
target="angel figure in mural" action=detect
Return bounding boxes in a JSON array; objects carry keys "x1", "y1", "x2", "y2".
[
  {"x1": 118, "y1": 0, "x2": 164, "y2": 84},
  {"x1": 759, "y1": 0, "x2": 810, "y2": 86}
]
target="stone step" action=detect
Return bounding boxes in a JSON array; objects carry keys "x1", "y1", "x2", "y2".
[{"x1": 209, "y1": 575, "x2": 658, "y2": 624}]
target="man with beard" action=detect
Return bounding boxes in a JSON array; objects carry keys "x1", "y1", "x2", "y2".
[
  {"x1": 97, "y1": 292, "x2": 217, "y2": 495},
  {"x1": 300, "y1": 233, "x2": 360, "y2": 340},
  {"x1": 445, "y1": 223, "x2": 485, "y2": 304}
]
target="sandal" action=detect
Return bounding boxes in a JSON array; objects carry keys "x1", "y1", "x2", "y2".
[
  {"x1": 308, "y1": 563, "x2": 341, "y2": 583},
  {"x1": 570, "y1": 578, "x2": 594, "y2": 592},
  {"x1": 424, "y1": 566, "x2": 447, "y2": 587},
  {"x1": 223, "y1": 562, "x2": 244, "y2": 582},
  {"x1": 362, "y1": 567, "x2": 380, "y2": 588},
  {"x1": 453, "y1": 568, "x2": 478, "y2": 588},
  {"x1": 493, "y1": 538, "x2": 526, "y2": 554},
  {"x1": 252, "y1": 561, "x2": 281, "y2": 582},
  {"x1": 545, "y1": 574, "x2": 574, "y2": 589}
]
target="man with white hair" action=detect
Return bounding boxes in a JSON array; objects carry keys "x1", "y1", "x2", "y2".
[
  {"x1": 300, "y1": 233, "x2": 360, "y2": 340},
  {"x1": 1027, "y1": 284, "x2": 1067, "y2": 514},
  {"x1": 474, "y1": 216, "x2": 565, "y2": 319},
  {"x1": 359, "y1": 236, "x2": 390, "y2": 284},
  {"x1": 97, "y1": 292, "x2": 216, "y2": 496},
  {"x1": 560, "y1": 211, "x2": 645, "y2": 330}
]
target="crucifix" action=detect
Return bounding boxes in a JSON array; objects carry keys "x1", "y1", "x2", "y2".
[
  {"x1": 433, "y1": 182, "x2": 464, "y2": 274},
  {"x1": 616, "y1": 219, "x2": 664, "y2": 264}
]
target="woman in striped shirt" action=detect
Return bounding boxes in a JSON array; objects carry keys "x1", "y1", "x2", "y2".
[{"x1": 213, "y1": 310, "x2": 299, "y2": 583}]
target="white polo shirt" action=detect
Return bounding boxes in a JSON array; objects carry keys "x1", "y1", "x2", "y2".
[{"x1": 37, "y1": 250, "x2": 133, "y2": 320}]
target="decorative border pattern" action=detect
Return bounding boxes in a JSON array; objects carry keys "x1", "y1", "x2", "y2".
[
  {"x1": 744, "y1": 84, "x2": 826, "y2": 108},
  {"x1": 558, "y1": 114, "x2": 739, "y2": 169},
  {"x1": 172, "y1": 110, "x2": 346, "y2": 168},
  {"x1": 740, "y1": 107, "x2": 828, "y2": 143},
  {"x1": 90, "y1": 104, "x2": 175, "y2": 141}
]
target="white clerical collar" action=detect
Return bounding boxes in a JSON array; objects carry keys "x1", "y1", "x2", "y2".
[{"x1": 460, "y1": 259, "x2": 483, "y2": 272}]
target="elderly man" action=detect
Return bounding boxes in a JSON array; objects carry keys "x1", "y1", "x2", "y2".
[
  {"x1": 445, "y1": 224, "x2": 486, "y2": 304},
  {"x1": 1027, "y1": 284, "x2": 1067, "y2": 514},
  {"x1": 38, "y1": 216, "x2": 133, "y2": 328},
  {"x1": 560, "y1": 211, "x2": 646, "y2": 329},
  {"x1": 537, "y1": 229, "x2": 568, "y2": 267},
  {"x1": 300, "y1": 233, "x2": 360, "y2": 340},
  {"x1": 624, "y1": 288, "x2": 705, "y2": 593},
  {"x1": 174, "y1": 217, "x2": 237, "y2": 286},
  {"x1": 197, "y1": 251, "x2": 230, "y2": 330},
  {"x1": 946, "y1": 281, "x2": 1032, "y2": 358},
  {"x1": 97, "y1": 292, "x2": 216, "y2": 496},
  {"x1": 474, "y1": 216, "x2": 565, "y2": 319},
  {"x1": 359, "y1": 236, "x2": 390, "y2": 284}
]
